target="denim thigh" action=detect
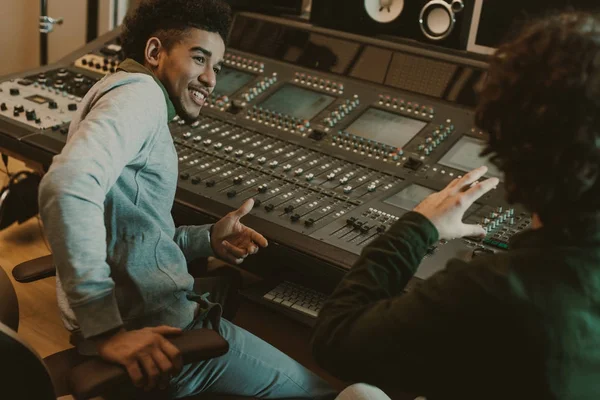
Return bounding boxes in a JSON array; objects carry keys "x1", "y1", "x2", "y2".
[{"x1": 172, "y1": 318, "x2": 336, "y2": 399}]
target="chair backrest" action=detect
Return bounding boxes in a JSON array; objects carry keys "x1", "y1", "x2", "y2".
[
  {"x1": 0, "y1": 321, "x2": 56, "y2": 400},
  {"x1": 0, "y1": 265, "x2": 19, "y2": 331}
]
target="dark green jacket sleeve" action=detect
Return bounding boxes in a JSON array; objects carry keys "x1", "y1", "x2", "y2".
[{"x1": 311, "y1": 212, "x2": 506, "y2": 389}]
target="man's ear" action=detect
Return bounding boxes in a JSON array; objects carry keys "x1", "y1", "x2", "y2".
[{"x1": 144, "y1": 37, "x2": 163, "y2": 68}]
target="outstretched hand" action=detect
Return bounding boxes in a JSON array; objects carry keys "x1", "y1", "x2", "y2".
[
  {"x1": 413, "y1": 166, "x2": 500, "y2": 241},
  {"x1": 211, "y1": 198, "x2": 268, "y2": 264}
]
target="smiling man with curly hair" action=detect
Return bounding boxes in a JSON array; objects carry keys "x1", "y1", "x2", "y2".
[{"x1": 38, "y1": 0, "x2": 335, "y2": 398}]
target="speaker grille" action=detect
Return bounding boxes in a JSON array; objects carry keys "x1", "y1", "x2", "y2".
[{"x1": 385, "y1": 52, "x2": 457, "y2": 97}]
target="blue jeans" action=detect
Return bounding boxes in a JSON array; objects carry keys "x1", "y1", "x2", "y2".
[{"x1": 171, "y1": 318, "x2": 336, "y2": 399}]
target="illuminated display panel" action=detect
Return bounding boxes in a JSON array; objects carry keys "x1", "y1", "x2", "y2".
[
  {"x1": 345, "y1": 108, "x2": 427, "y2": 148},
  {"x1": 26, "y1": 94, "x2": 51, "y2": 104},
  {"x1": 214, "y1": 66, "x2": 254, "y2": 96},
  {"x1": 438, "y1": 136, "x2": 503, "y2": 180},
  {"x1": 384, "y1": 184, "x2": 436, "y2": 211},
  {"x1": 259, "y1": 84, "x2": 335, "y2": 120}
]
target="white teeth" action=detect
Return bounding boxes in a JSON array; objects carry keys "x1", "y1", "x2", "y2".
[{"x1": 191, "y1": 89, "x2": 205, "y2": 101}]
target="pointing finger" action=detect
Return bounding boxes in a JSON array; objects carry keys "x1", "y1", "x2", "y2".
[
  {"x1": 452, "y1": 166, "x2": 488, "y2": 194},
  {"x1": 250, "y1": 230, "x2": 268, "y2": 247},
  {"x1": 462, "y1": 177, "x2": 499, "y2": 205}
]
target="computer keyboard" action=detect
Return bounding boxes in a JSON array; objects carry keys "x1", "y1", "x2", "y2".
[{"x1": 262, "y1": 281, "x2": 328, "y2": 318}]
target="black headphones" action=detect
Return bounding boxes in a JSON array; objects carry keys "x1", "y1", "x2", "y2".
[{"x1": 0, "y1": 170, "x2": 41, "y2": 231}]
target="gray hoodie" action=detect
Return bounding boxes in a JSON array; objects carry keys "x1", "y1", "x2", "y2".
[{"x1": 39, "y1": 61, "x2": 215, "y2": 343}]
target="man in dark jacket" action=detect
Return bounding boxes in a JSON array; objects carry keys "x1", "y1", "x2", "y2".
[{"x1": 312, "y1": 12, "x2": 600, "y2": 400}]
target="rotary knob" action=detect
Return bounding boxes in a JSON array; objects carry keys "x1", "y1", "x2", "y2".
[{"x1": 25, "y1": 109, "x2": 37, "y2": 121}]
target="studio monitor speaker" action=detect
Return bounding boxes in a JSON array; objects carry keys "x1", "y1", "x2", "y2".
[{"x1": 311, "y1": 0, "x2": 475, "y2": 50}]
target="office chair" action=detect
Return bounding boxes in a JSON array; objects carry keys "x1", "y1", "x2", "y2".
[
  {"x1": 12, "y1": 254, "x2": 55, "y2": 282},
  {"x1": 0, "y1": 264, "x2": 288, "y2": 400}
]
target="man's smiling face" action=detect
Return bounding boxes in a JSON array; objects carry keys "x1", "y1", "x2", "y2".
[{"x1": 151, "y1": 28, "x2": 225, "y2": 121}]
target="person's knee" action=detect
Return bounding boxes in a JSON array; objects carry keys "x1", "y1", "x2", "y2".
[{"x1": 335, "y1": 383, "x2": 392, "y2": 400}]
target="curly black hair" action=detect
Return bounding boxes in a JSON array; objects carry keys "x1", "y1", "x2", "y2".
[
  {"x1": 120, "y1": 0, "x2": 232, "y2": 63},
  {"x1": 476, "y1": 12, "x2": 600, "y2": 222}
]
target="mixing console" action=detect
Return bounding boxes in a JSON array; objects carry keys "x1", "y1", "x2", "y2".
[
  {"x1": 0, "y1": 13, "x2": 529, "y2": 324},
  {"x1": 0, "y1": 68, "x2": 97, "y2": 130},
  {"x1": 73, "y1": 41, "x2": 124, "y2": 75}
]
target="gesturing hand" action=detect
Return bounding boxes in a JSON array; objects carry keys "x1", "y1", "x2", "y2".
[
  {"x1": 413, "y1": 166, "x2": 500, "y2": 241},
  {"x1": 211, "y1": 198, "x2": 268, "y2": 264},
  {"x1": 95, "y1": 326, "x2": 183, "y2": 391}
]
